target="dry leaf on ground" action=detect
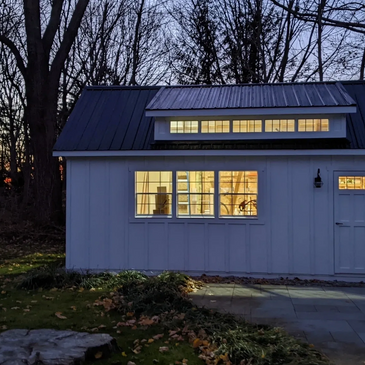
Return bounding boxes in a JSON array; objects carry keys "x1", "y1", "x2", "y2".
[
  {"x1": 94, "y1": 352, "x2": 103, "y2": 359},
  {"x1": 55, "y1": 312, "x2": 67, "y2": 319}
]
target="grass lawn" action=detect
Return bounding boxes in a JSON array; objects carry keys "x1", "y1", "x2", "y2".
[
  {"x1": 0, "y1": 242, "x2": 330, "y2": 365},
  {"x1": 0, "y1": 279, "x2": 202, "y2": 364}
]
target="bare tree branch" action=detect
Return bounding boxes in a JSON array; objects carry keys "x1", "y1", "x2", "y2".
[
  {"x1": 0, "y1": 34, "x2": 26, "y2": 77},
  {"x1": 42, "y1": 0, "x2": 65, "y2": 58}
]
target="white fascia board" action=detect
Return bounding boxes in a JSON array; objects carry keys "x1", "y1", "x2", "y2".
[
  {"x1": 145, "y1": 106, "x2": 357, "y2": 117},
  {"x1": 53, "y1": 149, "x2": 365, "y2": 158}
]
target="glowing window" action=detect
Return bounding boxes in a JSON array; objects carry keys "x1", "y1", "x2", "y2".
[
  {"x1": 176, "y1": 171, "x2": 214, "y2": 217},
  {"x1": 201, "y1": 120, "x2": 230, "y2": 133},
  {"x1": 339, "y1": 176, "x2": 365, "y2": 190},
  {"x1": 170, "y1": 121, "x2": 198, "y2": 133},
  {"x1": 298, "y1": 119, "x2": 329, "y2": 132},
  {"x1": 219, "y1": 171, "x2": 258, "y2": 217},
  {"x1": 233, "y1": 120, "x2": 262, "y2": 133},
  {"x1": 135, "y1": 171, "x2": 172, "y2": 216},
  {"x1": 265, "y1": 119, "x2": 295, "y2": 132}
]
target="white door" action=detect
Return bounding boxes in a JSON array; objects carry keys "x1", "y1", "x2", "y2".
[{"x1": 335, "y1": 172, "x2": 365, "y2": 274}]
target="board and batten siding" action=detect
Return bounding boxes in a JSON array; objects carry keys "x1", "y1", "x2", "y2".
[{"x1": 66, "y1": 155, "x2": 365, "y2": 277}]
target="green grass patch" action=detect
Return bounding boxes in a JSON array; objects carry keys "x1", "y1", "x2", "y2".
[
  {"x1": 0, "y1": 253, "x2": 65, "y2": 277},
  {"x1": 0, "y1": 286, "x2": 202, "y2": 365},
  {"x1": 0, "y1": 259, "x2": 329, "y2": 365}
]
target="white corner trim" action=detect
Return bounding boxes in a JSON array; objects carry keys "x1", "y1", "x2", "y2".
[
  {"x1": 53, "y1": 149, "x2": 365, "y2": 158},
  {"x1": 145, "y1": 106, "x2": 357, "y2": 117}
]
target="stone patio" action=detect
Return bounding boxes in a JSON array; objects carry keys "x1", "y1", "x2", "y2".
[{"x1": 190, "y1": 284, "x2": 365, "y2": 365}]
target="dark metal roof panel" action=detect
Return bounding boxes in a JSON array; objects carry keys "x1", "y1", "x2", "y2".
[
  {"x1": 342, "y1": 82, "x2": 365, "y2": 149},
  {"x1": 54, "y1": 82, "x2": 365, "y2": 152},
  {"x1": 53, "y1": 86, "x2": 160, "y2": 151},
  {"x1": 146, "y1": 82, "x2": 356, "y2": 110}
]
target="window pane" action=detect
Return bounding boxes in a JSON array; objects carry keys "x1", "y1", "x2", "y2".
[
  {"x1": 298, "y1": 119, "x2": 305, "y2": 131},
  {"x1": 170, "y1": 121, "x2": 198, "y2": 133},
  {"x1": 176, "y1": 171, "x2": 214, "y2": 217},
  {"x1": 201, "y1": 120, "x2": 230, "y2": 133},
  {"x1": 219, "y1": 171, "x2": 258, "y2": 217},
  {"x1": 288, "y1": 119, "x2": 295, "y2": 131},
  {"x1": 265, "y1": 119, "x2": 295, "y2": 132},
  {"x1": 339, "y1": 176, "x2": 365, "y2": 190},
  {"x1": 233, "y1": 120, "x2": 240, "y2": 133},
  {"x1": 135, "y1": 171, "x2": 172, "y2": 216},
  {"x1": 298, "y1": 118, "x2": 329, "y2": 132},
  {"x1": 265, "y1": 120, "x2": 273, "y2": 132},
  {"x1": 255, "y1": 120, "x2": 262, "y2": 132},
  {"x1": 233, "y1": 120, "x2": 262, "y2": 133},
  {"x1": 223, "y1": 120, "x2": 230, "y2": 132},
  {"x1": 321, "y1": 119, "x2": 329, "y2": 131}
]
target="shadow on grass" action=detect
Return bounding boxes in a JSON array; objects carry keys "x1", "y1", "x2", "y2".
[{"x1": 0, "y1": 253, "x2": 65, "y2": 277}]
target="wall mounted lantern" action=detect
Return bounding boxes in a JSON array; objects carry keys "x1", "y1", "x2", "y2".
[{"x1": 314, "y1": 169, "x2": 323, "y2": 188}]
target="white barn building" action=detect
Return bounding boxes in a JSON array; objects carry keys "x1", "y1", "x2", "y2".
[{"x1": 53, "y1": 82, "x2": 365, "y2": 279}]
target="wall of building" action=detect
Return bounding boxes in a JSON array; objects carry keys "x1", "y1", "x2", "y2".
[{"x1": 66, "y1": 155, "x2": 365, "y2": 278}]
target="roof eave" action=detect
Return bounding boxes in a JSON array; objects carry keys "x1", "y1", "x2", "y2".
[{"x1": 145, "y1": 106, "x2": 357, "y2": 118}]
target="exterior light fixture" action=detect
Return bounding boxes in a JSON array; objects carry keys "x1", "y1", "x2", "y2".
[{"x1": 314, "y1": 169, "x2": 323, "y2": 188}]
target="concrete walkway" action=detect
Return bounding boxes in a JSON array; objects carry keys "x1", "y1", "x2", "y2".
[{"x1": 190, "y1": 284, "x2": 365, "y2": 365}]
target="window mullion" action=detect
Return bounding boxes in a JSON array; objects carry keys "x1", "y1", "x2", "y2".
[{"x1": 172, "y1": 171, "x2": 177, "y2": 218}]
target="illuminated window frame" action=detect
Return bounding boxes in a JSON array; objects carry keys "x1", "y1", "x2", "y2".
[
  {"x1": 265, "y1": 119, "x2": 295, "y2": 132},
  {"x1": 298, "y1": 118, "x2": 329, "y2": 132},
  {"x1": 135, "y1": 171, "x2": 172, "y2": 217},
  {"x1": 176, "y1": 171, "x2": 215, "y2": 217},
  {"x1": 219, "y1": 171, "x2": 258, "y2": 218},
  {"x1": 170, "y1": 121, "x2": 199, "y2": 133},
  {"x1": 233, "y1": 120, "x2": 262, "y2": 133},
  {"x1": 201, "y1": 120, "x2": 230, "y2": 133},
  {"x1": 339, "y1": 176, "x2": 365, "y2": 190}
]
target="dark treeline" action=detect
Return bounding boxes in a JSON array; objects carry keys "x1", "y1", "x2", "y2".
[{"x1": 0, "y1": 0, "x2": 364, "y2": 222}]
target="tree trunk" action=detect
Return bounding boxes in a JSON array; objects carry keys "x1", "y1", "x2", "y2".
[{"x1": 25, "y1": 78, "x2": 62, "y2": 222}]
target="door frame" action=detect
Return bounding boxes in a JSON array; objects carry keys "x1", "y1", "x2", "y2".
[{"x1": 333, "y1": 170, "x2": 365, "y2": 274}]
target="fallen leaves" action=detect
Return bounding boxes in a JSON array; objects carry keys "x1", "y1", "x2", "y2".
[
  {"x1": 55, "y1": 312, "x2": 67, "y2": 319},
  {"x1": 153, "y1": 333, "x2": 164, "y2": 340},
  {"x1": 94, "y1": 351, "x2": 103, "y2": 359},
  {"x1": 93, "y1": 297, "x2": 116, "y2": 312},
  {"x1": 159, "y1": 346, "x2": 169, "y2": 353}
]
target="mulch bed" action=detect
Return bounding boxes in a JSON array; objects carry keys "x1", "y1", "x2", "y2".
[{"x1": 195, "y1": 274, "x2": 365, "y2": 287}]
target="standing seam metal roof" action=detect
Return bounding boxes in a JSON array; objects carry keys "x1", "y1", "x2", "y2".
[
  {"x1": 146, "y1": 82, "x2": 355, "y2": 111},
  {"x1": 54, "y1": 86, "x2": 160, "y2": 151},
  {"x1": 53, "y1": 82, "x2": 365, "y2": 152}
]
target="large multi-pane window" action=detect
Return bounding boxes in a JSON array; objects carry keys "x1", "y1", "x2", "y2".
[
  {"x1": 135, "y1": 171, "x2": 259, "y2": 218},
  {"x1": 177, "y1": 171, "x2": 215, "y2": 217},
  {"x1": 233, "y1": 120, "x2": 262, "y2": 133},
  {"x1": 298, "y1": 118, "x2": 329, "y2": 132},
  {"x1": 219, "y1": 171, "x2": 258, "y2": 217},
  {"x1": 170, "y1": 121, "x2": 199, "y2": 133},
  {"x1": 201, "y1": 120, "x2": 230, "y2": 133},
  {"x1": 265, "y1": 119, "x2": 295, "y2": 132},
  {"x1": 135, "y1": 171, "x2": 172, "y2": 216}
]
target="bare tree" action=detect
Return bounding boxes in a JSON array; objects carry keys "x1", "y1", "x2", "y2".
[{"x1": 0, "y1": 0, "x2": 90, "y2": 221}]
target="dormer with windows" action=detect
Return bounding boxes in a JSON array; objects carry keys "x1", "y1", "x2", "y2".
[{"x1": 145, "y1": 83, "x2": 356, "y2": 142}]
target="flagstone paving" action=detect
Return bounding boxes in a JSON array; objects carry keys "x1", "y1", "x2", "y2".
[{"x1": 190, "y1": 284, "x2": 365, "y2": 365}]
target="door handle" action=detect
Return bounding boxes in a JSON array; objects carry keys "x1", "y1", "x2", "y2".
[{"x1": 336, "y1": 222, "x2": 343, "y2": 225}]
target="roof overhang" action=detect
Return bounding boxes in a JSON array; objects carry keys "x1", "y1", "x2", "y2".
[
  {"x1": 53, "y1": 148, "x2": 365, "y2": 158},
  {"x1": 145, "y1": 106, "x2": 357, "y2": 118}
]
